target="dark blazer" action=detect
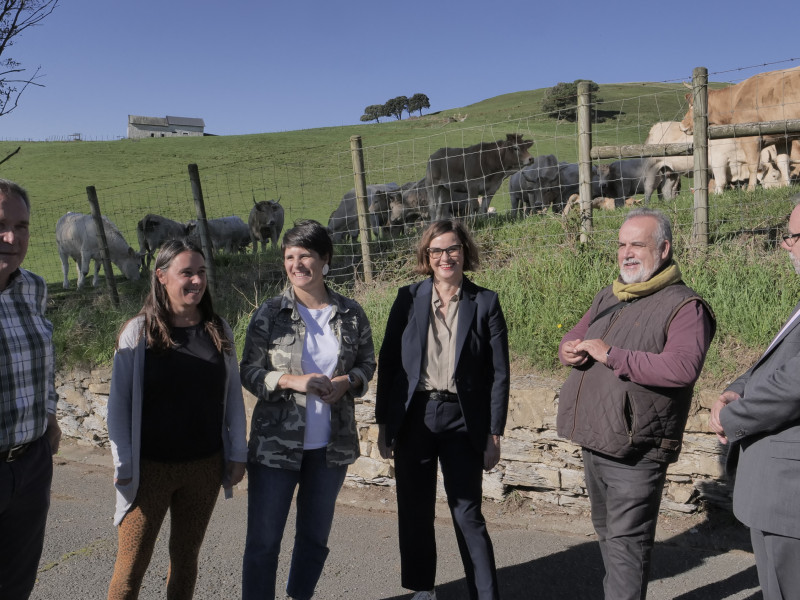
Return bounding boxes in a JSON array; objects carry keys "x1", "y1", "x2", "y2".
[
  {"x1": 721, "y1": 299, "x2": 800, "y2": 538},
  {"x1": 375, "y1": 276, "x2": 510, "y2": 453}
]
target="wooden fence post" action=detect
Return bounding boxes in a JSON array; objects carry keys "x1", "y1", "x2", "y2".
[
  {"x1": 350, "y1": 135, "x2": 374, "y2": 283},
  {"x1": 577, "y1": 82, "x2": 593, "y2": 242},
  {"x1": 187, "y1": 164, "x2": 217, "y2": 295},
  {"x1": 85, "y1": 186, "x2": 120, "y2": 307},
  {"x1": 691, "y1": 67, "x2": 709, "y2": 247}
]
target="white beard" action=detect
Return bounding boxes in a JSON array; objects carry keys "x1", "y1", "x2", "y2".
[{"x1": 791, "y1": 252, "x2": 800, "y2": 276}]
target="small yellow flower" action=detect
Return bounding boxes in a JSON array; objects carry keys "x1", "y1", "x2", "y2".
[{"x1": 557, "y1": 323, "x2": 562, "y2": 328}]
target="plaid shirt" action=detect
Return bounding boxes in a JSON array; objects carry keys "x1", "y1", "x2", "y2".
[{"x1": 0, "y1": 268, "x2": 58, "y2": 452}]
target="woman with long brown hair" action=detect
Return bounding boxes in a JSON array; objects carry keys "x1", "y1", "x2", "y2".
[{"x1": 107, "y1": 238, "x2": 247, "y2": 599}]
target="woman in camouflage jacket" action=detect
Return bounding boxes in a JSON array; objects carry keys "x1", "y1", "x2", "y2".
[{"x1": 240, "y1": 219, "x2": 375, "y2": 600}]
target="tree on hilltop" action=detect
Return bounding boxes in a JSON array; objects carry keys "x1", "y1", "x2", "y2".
[
  {"x1": 408, "y1": 93, "x2": 430, "y2": 117},
  {"x1": 385, "y1": 96, "x2": 408, "y2": 121},
  {"x1": 0, "y1": 0, "x2": 60, "y2": 118},
  {"x1": 360, "y1": 104, "x2": 387, "y2": 123},
  {"x1": 541, "y1": 79, "x2": 603, "y2": 122}
]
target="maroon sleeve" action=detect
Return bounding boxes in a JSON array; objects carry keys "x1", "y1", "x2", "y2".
[
  {"x1": 606, "y1": 300, "x2": 713, "y2": 387},
  {"x1": 558, "y1": 309, "x2": 592, "y2": 366}
]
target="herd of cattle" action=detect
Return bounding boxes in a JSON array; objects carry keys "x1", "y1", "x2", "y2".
[
  {"x1": 55, "y1": 199, "x2": 285, "y2": 289},
  {"x1": 328, "y1": 65, "x2": 800, "y2": 239},
  {"x1": 55, "y1": 66, "x2": 800, "y2": 288}
]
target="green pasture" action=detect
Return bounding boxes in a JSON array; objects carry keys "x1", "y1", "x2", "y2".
[
  {"x1": 1, "y1": 81, "x2": 697, "y2": 282},
  {"x1": 3, "y1": 80, "x2": 798, "y2": 385}
]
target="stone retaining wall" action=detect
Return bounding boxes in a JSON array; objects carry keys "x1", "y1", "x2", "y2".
[{"x1": 56, "y1": 369, "x2": 732, "y2": 514}]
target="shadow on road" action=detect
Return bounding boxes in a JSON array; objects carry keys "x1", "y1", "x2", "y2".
[{"x1": 381, "y1": 506, "x2": 760, "y2": 600}]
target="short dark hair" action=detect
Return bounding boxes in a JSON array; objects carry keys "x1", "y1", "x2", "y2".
[
  {"x1": 415, "y1": 219, "x2": 480, "y2": 276},
  {"x1": 0, "y1": 179, "x2": 30, "y2": 212},
  {"x1": 281, "y1": 219, "x2": 333, "y2": 264}
]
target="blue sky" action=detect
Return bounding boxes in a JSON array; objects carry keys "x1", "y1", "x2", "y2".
[{"x1": 2, "y1": 0, "x2": 799, "y2": 140}]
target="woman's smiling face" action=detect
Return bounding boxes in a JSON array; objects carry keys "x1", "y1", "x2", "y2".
[
  {"x1": 428, "y1": 231, "x2": 464, "y2": 286},
  {"x1": 156, "y1": 250, "x2": 206, "y2": 313},
  {"x1": 283, "y1": 245, "x2": 327, "y2": 293}
]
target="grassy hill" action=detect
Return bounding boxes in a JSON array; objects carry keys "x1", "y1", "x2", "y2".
[
  {"x1": 2, "y1": 81, "x2": 797, "y2": 387},
  {"x1": 2, "y1": 81, "x2": 696, "y2": 281}
]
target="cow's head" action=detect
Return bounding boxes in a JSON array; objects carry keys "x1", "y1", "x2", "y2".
[{"x1": 501, "y1": 133, "x2": 534, "y2": 170}]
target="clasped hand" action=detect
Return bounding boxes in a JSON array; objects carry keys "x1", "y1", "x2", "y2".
[
  {"x1": 561, "y1": 338, "x2": 611, "y2": 366},
  {"x1": 708, "y1": 390, "x2": 740, "y2": 445},
  {"x1": 281, "y1": 372, "x2": 347, "y2": 405}
]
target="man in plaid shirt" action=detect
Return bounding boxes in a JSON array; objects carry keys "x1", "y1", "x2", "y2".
[{"x1": 0, "y1": 179, "x2": 61, "y2": 600}]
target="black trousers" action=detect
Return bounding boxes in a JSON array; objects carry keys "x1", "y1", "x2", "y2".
[
  {"x1": 0, "y1": 435, "x2": 53, "y2": 600},
  {"x1": 394, "y1": 394, "x2": 499, "y2": 600}
]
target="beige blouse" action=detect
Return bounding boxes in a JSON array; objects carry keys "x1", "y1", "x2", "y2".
[{"x1": 416, "y1": 285, "x2": 461, "y2": 393}]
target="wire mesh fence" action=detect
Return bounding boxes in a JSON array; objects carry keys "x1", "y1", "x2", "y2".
[{"x1": 16, "y1": 61, "x2": 800, "y2": 303}]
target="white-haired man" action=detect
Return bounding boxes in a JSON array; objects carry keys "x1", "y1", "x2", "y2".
[{"x1": 558, "y1": 207, "x2": 716, "y2": 600}]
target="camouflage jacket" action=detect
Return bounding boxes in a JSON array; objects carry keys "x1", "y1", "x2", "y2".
[{"x1": 240, "y1": 285, "x2": 376, "y2": 470}]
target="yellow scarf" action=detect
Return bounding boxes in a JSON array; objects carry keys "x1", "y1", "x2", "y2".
[{"x1": 612, "y1": 261, "x2": 682, "y2": 301}]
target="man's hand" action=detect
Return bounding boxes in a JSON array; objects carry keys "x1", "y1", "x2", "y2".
[
  {"x1": 574, "y1": 339, "x2": 612, "y2": 366},
  {"x1": 46, "y1": 412, "x2": 61, "y2": 455},
  {"x1": 709, "y1": 390, "x2": 740, "y2": 445},
  {"x1": 561, "y1": 339, "x2": 590, "y2": 366}
]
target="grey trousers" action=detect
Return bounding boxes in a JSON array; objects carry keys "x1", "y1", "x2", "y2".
[
  {"x1": 750, "y1": 528, "x2": 800, "y2": 600},
  {"x1": 582, "y1": 449, "x2": 668, "y2": 600}
]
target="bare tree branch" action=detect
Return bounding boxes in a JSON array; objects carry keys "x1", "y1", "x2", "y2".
[
  {"x1": 0, "y1": 145, "x2": 20, "y2": 166},
  {"x1": 0, "y1": 0, "x2": 59, "y2": 117}
]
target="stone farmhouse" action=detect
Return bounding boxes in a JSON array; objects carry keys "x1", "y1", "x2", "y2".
[{"x1": 127, "y1": 115, "x2": 205, "y2": 138}]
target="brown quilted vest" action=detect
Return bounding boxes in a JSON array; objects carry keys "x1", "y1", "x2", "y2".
[{"x1": 557, "y1": 283, "x2": 714, "y2": 464}]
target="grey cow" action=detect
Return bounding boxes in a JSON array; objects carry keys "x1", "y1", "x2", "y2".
[
  {"x1": 187, "y1": 216, "x2": 251, "y2": 254},
  {"x1": 511, "y1": 160, "x2": 605, "y2": 214},
  {"x1": 328, "y1": 183, "x2": 402, "y2": 242},
  {"x1": 600, "y1": 158, "x2": 680, "y2": 204},
  {"x1": 137, "y1": 214, "x2": 189, "y2": 269},
  {"x1": 425, "y1": 133, "x2": 533, "y2": 219},
  {"x1": 509, "y1": 154, "x2": 560, "y2": 216},
  {"x1": 248, "y1": 198, "x2": 285, "y2": 253}
]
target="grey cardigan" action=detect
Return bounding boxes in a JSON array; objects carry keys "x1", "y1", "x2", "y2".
[{"x1": 107, "y1": 315, "x2": 248, "y2": 526}]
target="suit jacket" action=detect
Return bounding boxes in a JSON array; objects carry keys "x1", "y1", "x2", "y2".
[
  {"x1": 375, "y1": 276, "x2": 510, "y2": 453},
  {"x1": 721, "y1": 299, "x2": 800, "y2": 538}
]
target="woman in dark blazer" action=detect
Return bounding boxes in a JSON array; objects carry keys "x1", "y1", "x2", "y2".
[{"x1": 376, "y1": 219, "x2": 510, "y2": 600}]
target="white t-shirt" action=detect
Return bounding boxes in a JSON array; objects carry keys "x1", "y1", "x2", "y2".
[{"x1": 297, "y1": 304, "x2": 339, "y2": 450}]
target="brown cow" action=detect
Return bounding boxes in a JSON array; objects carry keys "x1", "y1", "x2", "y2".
[
  {"x1": 424, "y1": 133, "x2": 533, "y2": 219},
  {"x1": 680, "y1": 66, "x2": 800, "y2": 190}
]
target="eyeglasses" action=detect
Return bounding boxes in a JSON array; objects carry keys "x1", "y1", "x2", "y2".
[
  {"x1": 426, "y1": 244, "x2": 462, "y2": 259},
  {"x1": 782, "y1": 232, "x2": 800, "y2": 247}
]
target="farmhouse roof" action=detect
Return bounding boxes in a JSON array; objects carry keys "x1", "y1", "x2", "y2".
[
  {"x1": 166, "y1": 116, "x2": 205, "y2": 127},
  {"x1": 128, "y1": 115, "x2": 166, "y2": 126},
  {"x1": 127, "y1": 115, "x2": 205, "y2": 127}
]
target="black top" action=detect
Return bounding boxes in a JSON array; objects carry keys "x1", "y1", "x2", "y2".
[{"x1": 141, "y1": 323, "x2": 225, "y2": 462}]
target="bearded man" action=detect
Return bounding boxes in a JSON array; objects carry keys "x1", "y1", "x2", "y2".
[{"x1": 557, "y1": 207, "x2": 716, "y2": 600}]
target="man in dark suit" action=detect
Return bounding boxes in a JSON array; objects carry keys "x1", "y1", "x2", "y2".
[
  {"x1": 710, "y1": 197, "x2": 800, "y2": 600},
  {"x1": 376, "y1": 219, "x2": 510, "y2": 600}
]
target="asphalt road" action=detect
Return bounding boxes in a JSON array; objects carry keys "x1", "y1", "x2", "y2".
[{"x1": 30, "y1": 440, "x2": 762, "y2": 600}]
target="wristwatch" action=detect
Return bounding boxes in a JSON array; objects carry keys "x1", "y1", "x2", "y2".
[{"x1": 347, "y1": 372, "x2": 358, "y2": 388}]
